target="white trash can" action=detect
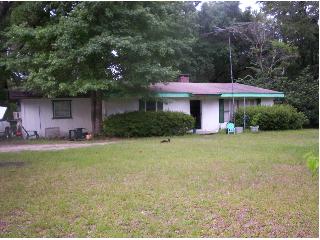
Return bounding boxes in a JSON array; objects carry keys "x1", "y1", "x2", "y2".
[
  {"x1": 235, "y1": 127, "x2": 243, "y2": 133},
  {"x1": 250, "y1": 126, "x2": 259, "y2": 132}
]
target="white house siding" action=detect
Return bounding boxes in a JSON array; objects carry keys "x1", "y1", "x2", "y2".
[
  {"x1": 20, "y1": 96, "x2": 277, "y2": 138},
  {"x1": 163, "y1": 97, "x2": 219, "y2": 132},
  {"x1": 200, "y1": 97, "x2": 220, "y2": 132},
  {"x1": 103, "y1": 98, "x2": 139, "y2": 117},
  {"x1": 21, "y1": 98, "x2": 92, "y2": 137}
]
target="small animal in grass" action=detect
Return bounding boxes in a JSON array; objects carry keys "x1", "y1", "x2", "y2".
[{"x1": 160, "y1": 138, "x2": 170, "y2": 143}]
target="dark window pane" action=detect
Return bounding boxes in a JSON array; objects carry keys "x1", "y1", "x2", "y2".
[
  {"x1": 139, "y1": 99, "x2": 145, "y2": 111},
  {"x1": 146, "y1": 101, "x2": 156, "y2": 111},
  {"x1": 157, "y1": 101, "x2": 163, "y2": 111},
  {"x1": 257, "y1": 98, "x2": 261, "y2": 105},
  {"x1": 53, "y1": 100, "x2": 71, "y2": 118},
  {"x1": 219, "y1": 99, "x2": 224, "y2": 123}
]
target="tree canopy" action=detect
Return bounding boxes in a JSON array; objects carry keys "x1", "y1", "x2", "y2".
[{"x1": 3, "y1": 1, "x2": 197, "y2": 96}]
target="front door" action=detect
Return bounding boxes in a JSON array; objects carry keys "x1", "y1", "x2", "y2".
[{"x1": 190, "y1": 100, "x2": 201, "y2": 129}]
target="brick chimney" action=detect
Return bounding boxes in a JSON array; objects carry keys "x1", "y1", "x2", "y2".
[{"x1": 178, "y1": 74, "x2": 189, "y2": 83}]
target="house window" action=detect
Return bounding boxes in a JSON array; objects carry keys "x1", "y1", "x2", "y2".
[
  {"x1": 245, "y1": 99, "x2": 255, "y2": 106},
  {"x1": 52, "y1": 100, "x2": 72, "y2": 119},
  {"x1": 139, "y1": 99, "x2": 145, "y2": 111},
  {"x1": 257, "y1": 98, "x2": 261, "y2": 105},
  {"x1": 219, "y1": 99, "x2": 224, "y2": 123},
  {"x1": 139, "y1": 99, "x2": 163, "y2": 112},
  {"x1": 157, "y1": 101, "x2": 163, "y2": 111},
  {"x1": 146, "y1": 101, "x2": 156, "y2": 111},
  {"x1": 224, "y1": 100, "x2": 231, "y2": 122}
]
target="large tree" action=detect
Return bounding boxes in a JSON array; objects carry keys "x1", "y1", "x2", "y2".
[
  {"x1": 261, "y1": 1, "x2": 319, "y2": 73},
  {"x1": 258, "y1": 2, "x2": 319, "y2": 126},
  {"x1": 2, "y1": 1, "x2": 197, "y2": 133},
  {"x1": 234, "y1": 15, "x2": 298, "y2": 89},
  {"x1": 0, "y1": 1, "x2": 14, "y2": 104},
  {"x1": 184, "y1": 1, "x2": 253, "y2": 83}
]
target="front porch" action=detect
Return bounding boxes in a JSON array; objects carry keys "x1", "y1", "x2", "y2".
[{"x1": 219, "y1": 97, "x2": 273, "y2": 124}]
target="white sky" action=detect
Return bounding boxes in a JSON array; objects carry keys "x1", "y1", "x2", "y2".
[
  {"x1": 239, "y1": 0, "x2": 261, "y2": 12},
  {"x1": 196, "y1": 1, "x2": 261, "y2": 12}
]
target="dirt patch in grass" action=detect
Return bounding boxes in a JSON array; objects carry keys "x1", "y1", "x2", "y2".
[
  {"x1": 274, "y1": 163, "x2": 306, "y2": 172},
  {"x1": 0, "y1": 220, "x2": 8, "y2": 233},
  {"x1": 0, "y1": 141, "x2": 118, "y2": 153},
  {"x1": 0, "y1": 162, "x2": 25, "y2": 168}
]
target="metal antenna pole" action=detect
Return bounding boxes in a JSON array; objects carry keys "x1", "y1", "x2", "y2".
[
  {"x1": 228, "y1": 34, "x2": 235, "y2": 123},
  {"x1": 244, "y1": 97, "x2": 246, "y2": 129}
]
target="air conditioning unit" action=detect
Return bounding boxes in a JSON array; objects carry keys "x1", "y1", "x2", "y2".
[
  {"x1": 13, "y1": 112, "x2": 21, "y2": 120},
  {"x1": 45, "y1": 127, "x2": 60, "y2": 139}
]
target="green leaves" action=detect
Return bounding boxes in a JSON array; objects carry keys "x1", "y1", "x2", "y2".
[
  {"x1": 262, "y1": 1, "x2": 319, "y2": 68},
  {"x1": 235, "y1": 105, "x2": 308, "y2": 130},
  {"x1": 3, "y1": 2, "x2": 196, "y2": 97},
  {"x1": 304, "y1": 152, "x2": 319, "y2": 176},
  {"x1": 103, "y1": 111, "x2": 195, "y2": 137},
  {"x1": 189, "y1": 1, "x2": 253, "y2": 83}
]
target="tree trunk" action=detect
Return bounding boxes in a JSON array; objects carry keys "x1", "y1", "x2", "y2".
[{"x1": 91, "y1": 91, "x2": 103, "y2": 135}]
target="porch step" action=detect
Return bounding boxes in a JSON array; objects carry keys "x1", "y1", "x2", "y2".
[{"x1": 191, "y1": 129, "x2": 218, "y2": 135}]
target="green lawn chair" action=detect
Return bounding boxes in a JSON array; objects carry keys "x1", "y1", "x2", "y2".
[{"x1": 226, "y1": 122, "x2": 235, "y2": 134}]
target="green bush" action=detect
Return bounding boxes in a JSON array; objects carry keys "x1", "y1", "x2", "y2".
[
  {"x1": 235, "y1": 104, "x2": 308, "y2": 130},
  {"x1": 103, "y1": 111, "x2": 195, "y2": 137},
  {"x1": 304, "y1": 152, "x2": 319, "y2": 176}
]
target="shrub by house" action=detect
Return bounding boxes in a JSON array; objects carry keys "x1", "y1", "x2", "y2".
[
  {"x1": 235, "y1": 104, "x2": 308, "y2": 130},
  {"x1": 103, "y1": 111, "x2": 195, "y2": 137}
]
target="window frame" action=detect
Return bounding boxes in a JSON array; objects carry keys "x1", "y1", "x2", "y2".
[
  {"x1": 52, "y1": 100, "x2": 72, "y2": 119},
  {"x1": 219, "y1": 99, "x2": 224, "y2": 123},
  {"x1": 139, "y1": 99, "x2": 163, "y2": 112}
]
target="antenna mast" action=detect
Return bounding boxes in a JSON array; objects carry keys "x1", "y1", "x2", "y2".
[{"x1": 228, "y1": 34, "x2": 235, "y2": 123}]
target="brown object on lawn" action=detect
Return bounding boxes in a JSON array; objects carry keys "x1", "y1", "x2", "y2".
[{"x1": 160, "y1": 138, "x2": 170, "y2": 143}]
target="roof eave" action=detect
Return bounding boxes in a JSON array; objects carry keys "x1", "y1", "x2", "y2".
[
  {"x1": 156, "y1": 92, "x2": 285, "y2": 98},
  {"x1": 220, "y1": 93, "x2": 285, "y2": 98},
  {"x1": 155, "y1": 92, "x2": 192, "y2": 98}
]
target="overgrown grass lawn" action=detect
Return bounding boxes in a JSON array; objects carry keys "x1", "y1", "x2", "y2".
[{"x1": 0, "y1": 130, "x2": 318, "y2": 237}]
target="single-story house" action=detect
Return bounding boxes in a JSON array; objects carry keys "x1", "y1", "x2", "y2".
[{"x1": 9, "y1": 75, "x2": 284, "y2": 137}]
